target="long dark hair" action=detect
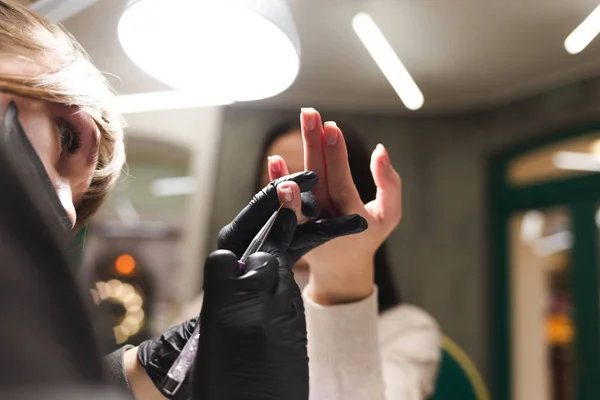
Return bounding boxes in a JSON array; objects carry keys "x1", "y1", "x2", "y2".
[{"x1": 255, "y1": 121, "x2": 401, "y2": 313}]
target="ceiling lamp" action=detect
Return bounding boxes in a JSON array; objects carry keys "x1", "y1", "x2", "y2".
[
  {"x1": 113, "y1": 90, "x2": 233, "y2": 114},
  {"x1": 118, "y1": 0, "x2": 301, "y2": 102}
]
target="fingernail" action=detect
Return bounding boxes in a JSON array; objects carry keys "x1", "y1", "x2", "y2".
[
  {"x1": 324, "y1": 123, "x2": 338, "y2": 146},
  {"x1": 301, "y1": 107, "x2": 316, "y2": 131},
  {"x1": 268, "y1": 156, "x2": 280, "y2": 173},
  {"x1": 377, "y1": 144, "x2": 391, "y2": 169},
  {"x1": 279, "y1": 184, "x2": 294, "y2": 202}
]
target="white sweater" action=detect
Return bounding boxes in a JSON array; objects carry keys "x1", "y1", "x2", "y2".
[
  {"x1": 303, "y1": 286, "x2": 441, "y2": 400},
  {"x1": 177, "y1": 286, "x2": 440, "y2": 400}
]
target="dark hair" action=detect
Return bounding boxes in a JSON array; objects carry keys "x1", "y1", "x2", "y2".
[{"x1": 256, "y1": 121, "x2": 401, "y2": 313}]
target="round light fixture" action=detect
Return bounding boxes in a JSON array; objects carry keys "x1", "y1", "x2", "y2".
[
  {"x1": 91, "y1": 280, "x2": 145, "y2": 344},
  {"x1": 118, "y1": 0, "x2": 301, "y2": 102}
]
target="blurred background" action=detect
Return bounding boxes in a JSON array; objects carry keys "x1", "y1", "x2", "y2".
[{"x1": 17, "y1": 0, "x2": 600, "y2": 399}]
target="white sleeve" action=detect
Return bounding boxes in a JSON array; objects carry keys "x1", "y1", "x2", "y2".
[
  {"x1": 303, "y1": 286, "x2": 441, "y2": 400},
  {"x1": 303, "y1": 286, "x2": 385, "y2": 400},
  {"x1": 379, "y1": 305, "x2": 441, "y2": 400}
]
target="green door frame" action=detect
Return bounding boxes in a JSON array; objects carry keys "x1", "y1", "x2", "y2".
[{"x1": 489, "y1": 123, "x2": 600, "y2": 400}]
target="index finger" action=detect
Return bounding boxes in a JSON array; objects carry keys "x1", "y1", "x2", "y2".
[{"x1": 301, "y1": 108, "x2": 331, "y2": 212}]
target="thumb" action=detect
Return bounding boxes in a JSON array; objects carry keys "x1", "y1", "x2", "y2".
[
  {"x1": 202, "y1": 250, "x2": 241, "y2": 293},
  {"x1": 268, "y1": 207, "x2": 297, "y2": 251},
  {"x1": 260, "y1": 208, "x2": 297, "y2": 268},
  {"x1": 238, "y1": 252, "x2": 279, "y2": 293},
  {"x1": 368, "y1": 144, "x2": 402, "y2": 226}
]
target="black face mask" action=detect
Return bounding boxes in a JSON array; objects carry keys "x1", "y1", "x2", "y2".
[
  {"x1": 0, "y1": 102, "x2": 107, "y2": 388},
  {"x1": 0, "y1": 101, "x2": 73, "y2": 232}
]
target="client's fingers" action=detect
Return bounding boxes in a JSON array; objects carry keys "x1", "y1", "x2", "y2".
[
  {"x1": 218, "y1": 171, "x2": 317, "y2": 256},
  {"x1": 270, "y1": 156, "x2": 319, "y2": 220},
  {"x1": 366, "y1": 144, "x2": 402, "y2": 229},
  {"x1": 288, "y1": 214, "x2": 368, "y2": 258},
  {"x1": 268, "y1": 155, "x2": 290, "y2": 181},
  {"x1": 322, "y1": 122, "x2": 363, "y2": 215},
  {"x1": 301, "y1": 108, "x2": 330, "y2": 211},
  {"x1": 277, "y1": 182, "x2": 307, "y2": 224}
]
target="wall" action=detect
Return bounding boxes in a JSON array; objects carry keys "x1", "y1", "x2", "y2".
[{"x1": 204, "y1": 75, "x2": 600, "y2": 386}]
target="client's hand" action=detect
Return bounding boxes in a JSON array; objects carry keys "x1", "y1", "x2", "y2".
[
  {"x1": 135, "y1": 171, "x2": 367, "y2": 399},
  {"x1": 218, "y1": 171, "x2": 368, "y2": 265},
  {"x1": 268, "y1": 108, "x2": 402, "y2": 305}
]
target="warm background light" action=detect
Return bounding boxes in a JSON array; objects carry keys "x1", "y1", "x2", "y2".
[{"x1": 115, "y1": 254, "x2": 136, "y2": 276}]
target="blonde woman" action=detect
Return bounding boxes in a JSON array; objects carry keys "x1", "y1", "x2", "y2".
[{"x1": 0, "y1": 2, "x2": 366, "y2": 399}]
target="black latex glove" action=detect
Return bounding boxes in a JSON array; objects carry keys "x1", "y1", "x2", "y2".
[
  {"x1": 192, "y1": 207, "x2": 307, "y2": 400},
  {"x1": 137, "y1": 171, "x2": 367, "y2": 399},
  {"x1": 136, "y1": 319, "x2": 197, "y2": 399}
]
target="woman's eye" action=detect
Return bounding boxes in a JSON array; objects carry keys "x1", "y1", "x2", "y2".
[{"x1": 58, "y1": 120, "x2": 82, "y2": 158}]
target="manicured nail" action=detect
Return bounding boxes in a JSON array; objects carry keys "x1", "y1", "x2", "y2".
[
  {"x1": 377, "y1": 144, "x2": 391, "y2": 169},
  {"x1": 324, "y1": 123, "x2": 338, "y2": 146},
  {"x1": 301, "y1": 107, "x2": 316, "y2": 131},
  {"x1": 279, "y1": 184, "x2": 294, "y2": 202},
  {"x1": 268, "y1": 156, "x2": 280, "y2": 173}
]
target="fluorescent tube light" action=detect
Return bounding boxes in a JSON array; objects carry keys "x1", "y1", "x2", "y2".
[
  {"x1": 113, "y1": 91, "x2": 233, "y2": 114},
  {"x1": 565, "y1": 4, "x2": 600, "y2": 54},
  {"x1": 352, "y1": 13, "x2": 424, "y2": 110},
  {"x1": 553, "y1": 151, "x2": 600, "y2": 172}
]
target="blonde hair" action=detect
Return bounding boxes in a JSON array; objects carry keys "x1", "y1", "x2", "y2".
[{"x1": 0, "y1": 0, "x2": 125, "y2": 228}]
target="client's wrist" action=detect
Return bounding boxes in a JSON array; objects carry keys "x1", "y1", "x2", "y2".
[
  {"x1": 306, "y1": 260, "x2": 375, "y2": 306},
  {"x1": 307, "y1": 284, "x2": 374, "y2": 306}
]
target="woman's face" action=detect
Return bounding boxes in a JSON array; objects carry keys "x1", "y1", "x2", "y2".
[
  {"x1": 0, "y1": 90, "x2": 99, "y2": 228},
  {"x1": 261, "y1": 129, "x2": 311, "y2": 278}
]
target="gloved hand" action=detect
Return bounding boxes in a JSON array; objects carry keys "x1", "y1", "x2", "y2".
[
  {"x1": 191, "y1": 207, "x2": 305, "y2": 400},
  {"x1": 136, "y1": 319, "x2": 198, "y2": 399},
  {"x1": 136, "y1": 171, "x2": 367, "y2": 399},
  {"x1": 218, "y1": 171, "x2": 368, "y2": 266}
]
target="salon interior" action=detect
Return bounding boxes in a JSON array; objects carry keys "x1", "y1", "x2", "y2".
[{"x1": 21, "y1": 0, "x2": 600, "y2": 399}]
